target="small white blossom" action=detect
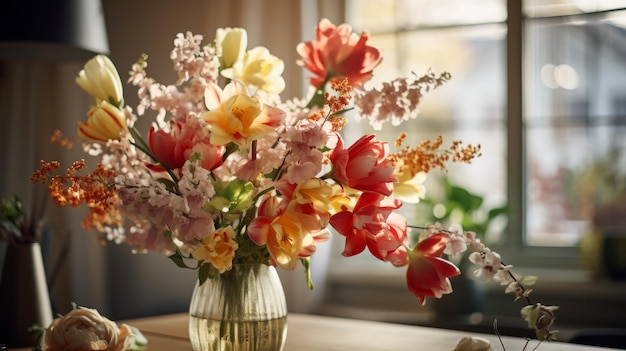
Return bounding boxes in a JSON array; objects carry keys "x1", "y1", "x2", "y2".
[
  {"x1": 444, "y1": 224, "x2": 468, "y2": 257},
  {"x1": 472, "y1": 251, "x2": 502, "y2": 279}
]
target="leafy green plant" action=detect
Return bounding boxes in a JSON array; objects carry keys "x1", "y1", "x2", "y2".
[{"x1": 417, "y1": 176, "x2": 508, "y2": 244}]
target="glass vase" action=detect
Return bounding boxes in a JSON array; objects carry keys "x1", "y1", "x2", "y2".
[{"x1": 188, "y1": 263, "x2": 288, "y2": 351}]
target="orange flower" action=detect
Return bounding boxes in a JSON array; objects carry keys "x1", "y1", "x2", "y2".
[
  {"x1": 297, "y1": 18, "x2": 382, "y2": 87},
  {"x1": 202, "y1": 80, "x2": 284, "y2": 151},
  {"x1": 247, "y1": 196, "x2": 306, "y2": 270},
  {"x1": 192, "y1": 226, "x2": 239, "y2": 273}
]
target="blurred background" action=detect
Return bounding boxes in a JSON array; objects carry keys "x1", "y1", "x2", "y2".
[{"x1": 1, "y1": 0, "x2": 626, "y2": 345}]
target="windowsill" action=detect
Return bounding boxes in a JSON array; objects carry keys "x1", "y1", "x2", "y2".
[
  {"x1": 320, "y1": 260, "x2": 626, "y2": 340},
  {"x1": 326, "y1": 259, "x2": 626, "y2": 299}
]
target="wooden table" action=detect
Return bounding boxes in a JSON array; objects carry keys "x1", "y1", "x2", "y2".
[{"x1": 8, "y1": 313, "x2": 621, "y2": 350}]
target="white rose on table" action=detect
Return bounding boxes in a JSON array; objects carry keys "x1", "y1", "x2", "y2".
[
  {"x1": 43, "y1": 306, "x2": 133, "y2": 351},
  {"x1": 452, "y1": 336, "x2": 494, "y2": 351}
]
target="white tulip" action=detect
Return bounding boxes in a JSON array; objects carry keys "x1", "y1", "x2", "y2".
[{"x1": 76, "y1": 54, "x2": 124, "y2": 107}]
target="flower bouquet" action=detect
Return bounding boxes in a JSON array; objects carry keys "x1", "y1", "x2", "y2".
[{"x1": 31, "y1": 18, "x2": 558, "y2": 351}]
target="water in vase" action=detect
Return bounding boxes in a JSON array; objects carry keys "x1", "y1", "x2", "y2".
[{"x1": 189, "y1": 315, "x2": 288, "y2": 351}]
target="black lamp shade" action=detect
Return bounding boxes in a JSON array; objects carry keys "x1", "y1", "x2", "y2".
[{"x1": 0, "y1": 0, "x2": 109, "y2": 62}]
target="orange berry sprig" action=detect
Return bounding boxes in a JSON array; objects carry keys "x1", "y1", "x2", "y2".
[
  {"x1": 49, "y1": 129, "x2": 77, "y2": 149},
  {"x1": 389, "y1": 133, "x2": 482, "y2": 177},
  {"x1": 307, "y1": 78, "x2": 353, "y2": 132},
  {"x1": 31, "y1": 160, "x2": 123, "y2": 232}
]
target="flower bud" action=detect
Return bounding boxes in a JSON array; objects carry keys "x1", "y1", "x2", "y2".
[
  {"x1": 216, "y1": 27, "x2": 247, "y2": 69},
  {"x1": 76, "y1": 54, "x2": 124, "y2": 107},
  {"x1": 78, "y1": 100, "x2": 128, "y2": 142}
]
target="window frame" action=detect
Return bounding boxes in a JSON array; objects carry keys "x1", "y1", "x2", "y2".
[
  {"x1": 502, "y1": 1, "x2": 626, "y2": 269},
  {"x1": 500, "y1": 0, "x2": 578, "y2": 269}
]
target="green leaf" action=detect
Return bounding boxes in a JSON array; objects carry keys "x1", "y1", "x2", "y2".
[
  {"x1": 305, "y1": 76, "x2": 329, "y2": 109},
  {"x1": 488, "y1": 206, "x2": 508, "y2": 220},
  {"x1": 329, "y1": 107, "x2": 354, "y2": 117},
  {"x1": 127, "y1": 325, "x2": 149, "y2": 350},
  {"x1": 156, "y1": 178, "x2": 178, "y2": 192},
  {"x1": 0, "y1": 194, "x2": 24, "y2": 222},
  {"x1": 28, "y1": 323, "x2": 46, "y2": 351},
  {"x1": 168, "y1": 252, "x2": 188, "y2": 268},
  {"x1": 306, "y1": 88, "x2": 326, "y2": 109},
  {"x1": 449, "y1": 185, "x2": 483, "y2": 211},
  {"x1": 222, "y1": 142, "x2": 240, "y2": 160}
]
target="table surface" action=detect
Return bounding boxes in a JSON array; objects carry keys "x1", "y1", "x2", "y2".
[{"x1": 8, "y1": 313, "x2": 620, "y2": 350}]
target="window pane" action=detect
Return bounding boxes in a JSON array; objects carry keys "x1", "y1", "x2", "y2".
[
  {"x1": 525, "y1": 0, "x2": 626, "y2": 17},
  {"x1": 395, "y1": 0, "x2": 506, "y2": 27},
  {"x1": 343, "y1": 22, "x2": 507, "y2": 242},
  {"x1": 346, "y1": 0, "x2": 398, "y2": 33},
  {"x1": 347, "y1": 0, "x2": 506, "y2": 31},
  {"x1": 524, "y1": 10, "x2": 626, "y2": 246}
]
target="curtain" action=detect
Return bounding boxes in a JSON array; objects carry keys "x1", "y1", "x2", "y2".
[
  {"x1": 0, "y1": 61, "x2": 110, "y2": 316},
  {"x1": 1, "y1": 0, "x2": 346, "y2": 320}
]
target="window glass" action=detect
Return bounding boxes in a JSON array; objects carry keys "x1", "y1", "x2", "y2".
[
  {"x1": 346, "y1": 1, "x2": 508, "y2": 245},
  {"x1": 525, "y1": 0, "x2": 626, "y2": 17},
  {"x1": 348, "y1": 0, "x2": 506, "y2": 31},
  {"x1": 396, "y1": 0, "x2": 506, "y2": 27},
  {"x1": 347, "y1": 0, "x2": 398, "y2": 33},
  {"x1": 524, "y1": 9, "x2": 626, "y2": 245}
]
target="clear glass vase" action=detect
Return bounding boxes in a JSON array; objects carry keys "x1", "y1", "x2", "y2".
[{"x1": 188, "y1": 264, "x2": 288, "y2": 351}]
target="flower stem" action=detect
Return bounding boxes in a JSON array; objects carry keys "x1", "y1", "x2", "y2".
[{"x1": 306, "y1": 76, "x2": 330, "y2": 109}]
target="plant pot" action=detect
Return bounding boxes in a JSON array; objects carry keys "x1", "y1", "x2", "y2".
[{"x1": 0, "y1": 242, "x2": 53, "y2": 348}]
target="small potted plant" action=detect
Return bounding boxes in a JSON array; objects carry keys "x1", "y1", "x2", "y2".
[
  {"x1": 574, "y1": 147, "x2": 626, "y2": 281},
  {"x1": 0, "y1": 194, "x2": 52, "y2": 348}
]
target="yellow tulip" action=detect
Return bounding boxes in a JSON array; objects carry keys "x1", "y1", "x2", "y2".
[
  {"x1": 77, "y1": 101, "x2": 128, "y2": 142},
  {"x1": 76, "y1": 55, "x2": 124, "y2": 107},
  {"x1": 215, "y1": 27, "x2": 248, "y2": 69},
  {"x1": 222, "y1": 46, "x2": 285, "y2": 94}
]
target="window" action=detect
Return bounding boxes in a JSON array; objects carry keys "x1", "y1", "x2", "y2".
[
  {"x1": 336, "y1": 1, "x2": 626, "y2": 268},
  {"x1": 320, "y1": 1, "x2": 626, "y2": 330},
  {"x1": 524, "y1": 1, "x2": 626, "y2": 246}
]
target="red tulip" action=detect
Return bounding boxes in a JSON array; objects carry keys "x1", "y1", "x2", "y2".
[
  {"x1": 329, "y1": 134, "x2": 396, "y2": 196},
  {"x1": 297, "y1": 18, "x2": 382, "y2": 87},
  {"x1": 329, "y1": 192, "x2": 405, "y2": 260},
  {"x1": 147, "y1": 118, "x2": 224, "y2": 172},
  {"x1": 406, "y1": 233, "x2": 460, "y2": 305}
]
